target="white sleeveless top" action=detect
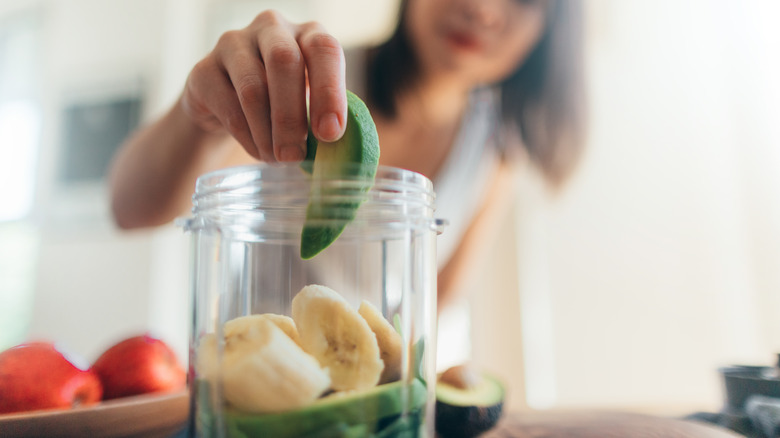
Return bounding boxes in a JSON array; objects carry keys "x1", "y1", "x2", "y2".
[
  {"x1": 430, "y1": 87, "x2": 502, "y2": 266},
  {"x1": 425, "y1": 87, "x2": 503, "y2": 368}
]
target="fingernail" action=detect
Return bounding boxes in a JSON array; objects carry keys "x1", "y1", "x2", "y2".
[
  {"x1": 279, "y1": 144, "x2": 305, "y2": 162},
  {"x1": 318, "y1": 113, "x2": 341, "y2": 142}
]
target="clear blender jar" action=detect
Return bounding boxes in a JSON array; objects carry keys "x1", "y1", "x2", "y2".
[{"x1": 180, "y1": 163, "x2": 443, "y2": 437}]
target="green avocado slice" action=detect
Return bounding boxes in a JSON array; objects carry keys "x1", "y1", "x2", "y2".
[
  {"x1": 435, "y1": 372, "x2": 505, "y2": 438},
  {"x1": 299, "y1": 90, "x2": 380, "y2": 260},
  {"x1": 225, "y1": 379, "x2": 426, "y2": 438}
]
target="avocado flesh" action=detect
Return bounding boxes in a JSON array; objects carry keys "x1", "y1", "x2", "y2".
[
  {"x1": 225, "y1": 378, "x2": 426, "y2": 438},
  {"x1": 300, "y1": 91, "x2": 380, "y2": 260},
  {"x1": 435, "y1": 374, "x2": 505, "y2": 438}
]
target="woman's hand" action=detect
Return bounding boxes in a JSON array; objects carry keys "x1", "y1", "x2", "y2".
[{"x1": 181, "y1": 10, "x2": 347, "y2": 163}]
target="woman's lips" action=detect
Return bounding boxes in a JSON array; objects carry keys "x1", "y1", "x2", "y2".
[{"x1": 445, "y1": 31, "x2": 482, "y2": 52}]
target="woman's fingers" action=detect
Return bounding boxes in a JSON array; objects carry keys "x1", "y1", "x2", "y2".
[
  {"x1": 184, "y1": 10, "x2": 348, "y2": 163},
  {"x1": 297, "y1": 21, "x2": 347, "y2": 143},
  {"x1": 185, "y1": 57, "x2": 264, "y2": 161},
  {"x1": 254, "y1": 11, "x2": 308, "y2": 162},
  {"x1": 215, "y1": 30, "x2": 275, "y2": 162}
]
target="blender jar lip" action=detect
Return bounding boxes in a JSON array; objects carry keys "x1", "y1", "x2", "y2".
[
  {"x1": 194, "y1": 163, "x2": 434, "y2": 199},
  {"x1": 180, "y1": 163, "x2": 445, "y2": 234}
]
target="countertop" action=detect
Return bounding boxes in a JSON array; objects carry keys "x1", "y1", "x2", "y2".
[{"x1": 484, "y1": 410, "x2": 743, "y2": 438}]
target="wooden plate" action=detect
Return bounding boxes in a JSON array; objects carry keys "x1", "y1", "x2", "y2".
[{"x1": 0, "y1": 390, "x2": 189, "y2": 438}]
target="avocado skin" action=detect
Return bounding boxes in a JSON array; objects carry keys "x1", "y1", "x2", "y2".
[
  {"x1": 300, "y1": 91, "x2": 380, "y2": 259},
  {"x1": 435, "y1": 401, "x2": 504, "y2": 438}
]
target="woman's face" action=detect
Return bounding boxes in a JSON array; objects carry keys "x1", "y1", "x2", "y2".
[{"x1": 406, "y1": 0, "x2": 550, "y2": 86}]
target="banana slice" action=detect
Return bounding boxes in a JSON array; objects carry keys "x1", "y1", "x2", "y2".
[
  {"x1": 197, "y1": 316, "x2": 330, "y2": 413},
  {"x1": 292, "y1": 285, "x2": 384, "y2": 391},
  {"x1": 358, "y1": 301, "x2": 403, "y2": 384},
  {"x1": 198, "y1": 314, "x2": 301, "y2": 363},
  {"x1": 244, "y1": 313, "x2": 301, "y2": 347}
]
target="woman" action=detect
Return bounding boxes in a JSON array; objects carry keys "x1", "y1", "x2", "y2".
[{"x1": 109, "y1": 0, "x2": 585, "y2": 308}]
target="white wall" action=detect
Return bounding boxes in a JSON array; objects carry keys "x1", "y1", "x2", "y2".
[
  {"x1": 19, "y1": 0, "x2": 167, "y2": 361},
  {"x1": 515, "y1": 0, "x2": 780, "y2": 414}
]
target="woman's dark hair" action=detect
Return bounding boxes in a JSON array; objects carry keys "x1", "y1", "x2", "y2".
[{"x1": 367, "y1": 0, "x2": 586, "y2": 188}]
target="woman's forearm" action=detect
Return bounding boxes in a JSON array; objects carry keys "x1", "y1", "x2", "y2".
[{"x1": 108, "y1": 99, "x2": 238, "y2": 229}]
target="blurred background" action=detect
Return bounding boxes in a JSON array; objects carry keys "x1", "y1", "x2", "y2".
[{"x1": 1, "y1": 0, "x2": 779, "y2": 416}]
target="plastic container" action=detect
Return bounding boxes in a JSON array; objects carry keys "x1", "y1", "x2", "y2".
[{"x1": 180, "y1": 163, "x2": 443, "y2": 438}]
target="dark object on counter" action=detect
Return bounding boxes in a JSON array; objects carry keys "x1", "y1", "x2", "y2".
[
  {"x1": 746, "y1": 396, "x2": 780, "y2": 438},
  {"x1": 687, "y1": 396, "x2": 780, "y2": 438},
  {"x1": 720, "y1": 363, "x2": 780, "y2": 414},
  {"x1": 685, "y1": 354, "x2": 780, "y2": 438}
]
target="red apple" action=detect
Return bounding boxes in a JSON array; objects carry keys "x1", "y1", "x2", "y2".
[
  {"x1": 0, "y1": 342, "x2": 102, "y2": 414},
  {"x1": 92, "y1": 334, "x2": 186, "y2": 400}
]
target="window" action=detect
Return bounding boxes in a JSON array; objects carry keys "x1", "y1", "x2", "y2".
[
  {"x1": 0, "y1": 9, "x2": 41, "y2": 351},
  {"x1": 0, "y1": 11, "x2": 41, "y2": 222}
]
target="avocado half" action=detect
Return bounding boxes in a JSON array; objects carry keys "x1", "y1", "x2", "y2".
[
  {"x1": 435, "y1": 367, "x2": 505, "y2": 438},
  {"x1": 299, "y1": 90, "x2": 380, "y2": 260}
]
